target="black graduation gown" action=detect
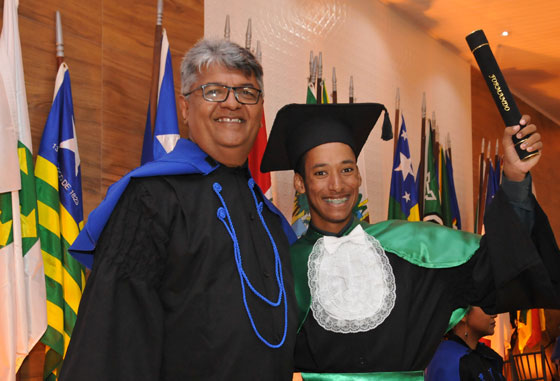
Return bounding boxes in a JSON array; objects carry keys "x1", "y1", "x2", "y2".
[
  {"x1": 293, "y1": 189, "x2": 560, "y2": 374},
  {"x1": 60, "y1": 165, "x2": 297, "y2": 380}
]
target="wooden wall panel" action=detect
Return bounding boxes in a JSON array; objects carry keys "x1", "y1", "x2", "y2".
[
  {"x1": 100, "y1": 0, "x2": 203, "y2": 190},
  {"x1": 471, "y1": 65, "x2": 560, "y2": 238},
  {"x1": 17, "y1": 0, "x2": 104, "y2": 216},
  {"x1": 1, "y1": 0, "x2": 203, "y2": 378}
]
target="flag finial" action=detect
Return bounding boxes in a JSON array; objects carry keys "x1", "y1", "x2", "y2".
[
  {"x1": 55, "y1": 11, "x2": 64, "y2": 58},
  {"x1": 349, "y1": 75, "x2": 354, "y2": 103},
  {"x1": 311, "y1": 57, "x2": 317, "y2": 84},
  {"x1": 318, "y1": 52, "x2": 323, "y2": 79},
  {"x1": 245, "y1": 18, "x2": 252, "y2": 50},
  {"x1": 256, "y1": 40, "x2": 262, "y2": 63},
  {"x1": 156, "y1": 0, "x2": 163, "y2": 26},
  {"x1": 432, "y1": 110, "x2": 436, "y2": 129},
  {"x1": 224, "y1": 15, "x2": 230, "y2": 41},
  {"x1": 309, "y1": 51, "x2": 314, "y2": 81}
]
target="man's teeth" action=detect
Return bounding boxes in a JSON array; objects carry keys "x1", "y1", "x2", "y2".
[
  {"x1": 217, "y1": 117, "x2": 243, "y2": 123},
  {"x1": 325, "y1": 197, "x2": 349, "y2": 204}
]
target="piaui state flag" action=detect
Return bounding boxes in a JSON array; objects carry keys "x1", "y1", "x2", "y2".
[
  {"x1": 422, "y1": 121, "x2": 443, "y2": 224},
  {"x1": 0, "y1": 0, "x2": 48, "y2": 378},
  {"x1": 35, "y1": 63, "x2": 86, "y2": 380},
  {"x1": 141, "y1": 29, "x2": 180, "y2": 164},
  {"x1": 388, "y1": 115, "x2": 419, "y2": 221}
]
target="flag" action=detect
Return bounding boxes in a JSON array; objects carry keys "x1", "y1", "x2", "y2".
[
  {"x1": 444, "y1": 149, "x2": 461, "y2": 229},
  {"x1": 494, "y1": 155, "x2": 501, "y2": 189},
  {"x1": 141, "y1": 29, "x2": 180, "y2": 164},
  {"x1": 321, "y1": 79, "x2": 329, "y2": 104},
  {"x1": 35, "y1": 63, "x2": 86, "y2": 380},
  {"x1": 517, "y1": 309, "x2": 546, "y2": 352},
  {"x1": 485, "y1": 159, "x2": 500, "y2": 211},
  {"x1": 306, "y1": 78, "x2": 317, "y2": 104},
  {"x1": 291, "y1": 78, "x2": 318, "y2": 237},
  {"x1": 0, "y1": 0, "x2": 48, "y2": 378},
  {"x1": 388, "y1": 115, "x2": 419, "y2": 221},
  {"x1": 248, "y1": 112, "x2": 272, "y2": 197},
  {"x1": 422, "y1": 122, "x2": 443, "y2": 224},
  {"x1": 440, "y1": 148, "x2": 454, "y2": 227}
]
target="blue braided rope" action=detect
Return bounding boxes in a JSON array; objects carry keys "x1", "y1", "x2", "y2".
[{"x1": 213, "y1": 181, "x2": 288, "y2": 348}]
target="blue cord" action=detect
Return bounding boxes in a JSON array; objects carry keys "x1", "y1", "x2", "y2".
[{"x1": 213, "y1": 180, "x2": 288, "y2": 349}]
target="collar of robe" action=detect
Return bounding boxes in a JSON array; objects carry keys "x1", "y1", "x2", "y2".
[{"x1": 308, "y1": 225, "x2": 397, "y2": 333}]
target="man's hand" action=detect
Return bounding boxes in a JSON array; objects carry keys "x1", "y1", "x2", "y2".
[{"x1": 502, "y1": 115, "x2": 542, "y2": 182}]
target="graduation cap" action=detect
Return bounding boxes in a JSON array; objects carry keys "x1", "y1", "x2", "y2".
[{"x1": 261, "y1": 103, "x2": 392, "y2": 172}]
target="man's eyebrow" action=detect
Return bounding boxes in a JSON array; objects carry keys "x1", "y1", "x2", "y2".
[
  {"x1": 235, "y1": 83, "x2": 258, "y2": 88},
  {"x1": 310, "y1": 159, "x2": 355, "y2": 170},
  {"x1": 311, "y1": 163, "x2": 328, "y2": 170},
  {"x1": 205, "y1": 82, "x2": 257, "y2": 87}
]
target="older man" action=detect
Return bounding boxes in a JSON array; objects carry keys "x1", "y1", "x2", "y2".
[
  {"x1": 261, "y1": 103, "x2": 559, "y2": 380},
  {"x1": 60, "y1": 39, "x2": 297, "y2": 380}
]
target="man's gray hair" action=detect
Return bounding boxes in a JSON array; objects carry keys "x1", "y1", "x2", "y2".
[{"x1": 180, "y1": 38, "x2": 264, "y2": 96}]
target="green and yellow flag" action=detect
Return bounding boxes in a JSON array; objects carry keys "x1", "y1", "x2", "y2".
[{"x1": 35, "y1": 63, "x2": 86, "y2": 380}]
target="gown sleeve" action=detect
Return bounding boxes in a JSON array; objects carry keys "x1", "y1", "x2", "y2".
[
  {"x1": 459, "y1": 186, "x2": 560, "y2": 314},
  {"x1": 59, "y1": 177, "x2": 178, "y2": 380}
]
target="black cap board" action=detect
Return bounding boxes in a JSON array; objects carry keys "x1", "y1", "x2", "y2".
[{"x1": 260, "y1": 103, "x2": 391, "y2": 172}]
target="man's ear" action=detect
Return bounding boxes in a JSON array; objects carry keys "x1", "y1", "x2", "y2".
[
  {"x1": 356, "y1": 165, "x2": 362, "y2": 188},
  {"x1": 294, "y1": 173, "x2": 306, "y2": 194},
  {"x1": 179, "y1": 96, "x2": 189, "y2": 123}
]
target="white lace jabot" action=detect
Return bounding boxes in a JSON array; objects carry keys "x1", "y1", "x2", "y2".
[{"x1": 308, "y1": 225, "x2": 396, "y2": 334}]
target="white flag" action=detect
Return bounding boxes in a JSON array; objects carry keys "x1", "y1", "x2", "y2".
[{"x1": 0, "y1": 0, "x2": 47, "y2": 379}]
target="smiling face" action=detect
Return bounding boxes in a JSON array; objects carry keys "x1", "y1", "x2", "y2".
[
  {"x1": 295, "y1": 142, "x2": 361, "y2": 234},
  {"x1": 180, "y1": 63, "x2": 263, "y2": 167}
]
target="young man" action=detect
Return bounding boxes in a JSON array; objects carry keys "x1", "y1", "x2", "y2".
[
  {"x1": 426, "y1": 307, "x2": 505, "y2": 381},
  {"x1": 60, "y1": 39, "x2": 297, "y2": 380},
  {"x1": 261, "y1": 103, "x2": 559, "y2": 380}
]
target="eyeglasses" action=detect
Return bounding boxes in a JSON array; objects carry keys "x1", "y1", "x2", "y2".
[{"x1": 184, "y1": 83, "x2": 262, "y2": 105}]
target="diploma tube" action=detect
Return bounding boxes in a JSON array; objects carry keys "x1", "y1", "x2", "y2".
[{"x1": 466, "y1": 29, "x2": 538, "y2": 160}]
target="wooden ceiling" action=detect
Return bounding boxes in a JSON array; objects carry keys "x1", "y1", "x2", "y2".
[{"x1": 379, "y1": 0, "x2": 560, "y2": 125}]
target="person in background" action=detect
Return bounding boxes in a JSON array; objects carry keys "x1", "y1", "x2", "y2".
[
  {"x1": 60, "y1": 39, "x2": 297, "y2": 380},
  {"x1": 425, "y1": 306, "x2": 505, "y2": 381},
  {"x1": 261, "y1": 103, "x2": 559, "y2": 380}
]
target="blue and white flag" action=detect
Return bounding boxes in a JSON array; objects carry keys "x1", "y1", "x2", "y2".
[
  {"x1": 388, "y1": 115, "x2": 420, "y2": 221},
  {"x1": 141, "y1": 29, "x2": 180, "y2": 164}
]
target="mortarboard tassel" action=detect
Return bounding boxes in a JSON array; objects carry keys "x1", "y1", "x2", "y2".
[{"x1": 381, "y1": 109, "x2": 393, "y2": 141}]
